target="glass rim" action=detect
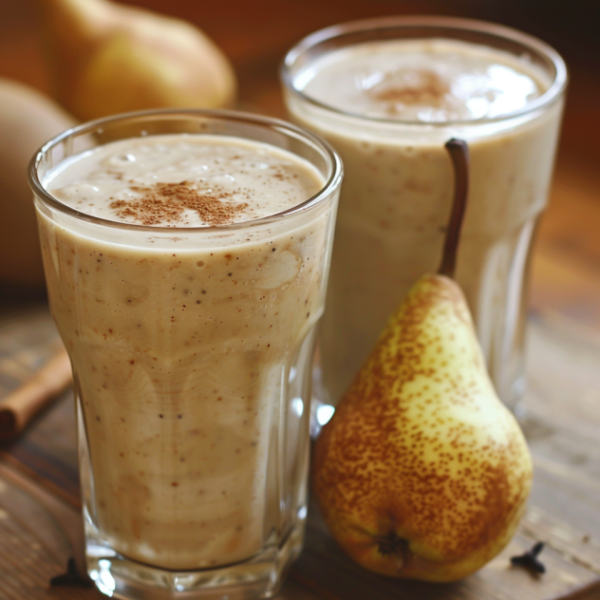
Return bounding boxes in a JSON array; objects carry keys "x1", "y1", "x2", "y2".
[
  {"x1": 29, "y1": 107, "x2": 343, "y2": 234},
  {"x1": 281, "y1": 15, "x2": 568, "y2": 127}
]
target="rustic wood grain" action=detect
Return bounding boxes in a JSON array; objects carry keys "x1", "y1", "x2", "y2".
[{"x1": 0, "y1": 471, "x2": 99, "y2": 599}]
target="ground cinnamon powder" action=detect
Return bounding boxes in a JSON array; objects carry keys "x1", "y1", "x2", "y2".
[
  {"x1": 110, "y1": 182, "x2": 249, "y2": 226},
  {"x1": 371, "y1": 69, "x2": 450, "y2": 110}
]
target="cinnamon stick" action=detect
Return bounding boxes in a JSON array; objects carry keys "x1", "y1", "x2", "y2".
[{"x1": 0, "y1": 347, "x2": 72, "y2": 441}]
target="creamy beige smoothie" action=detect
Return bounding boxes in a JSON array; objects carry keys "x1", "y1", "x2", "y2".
[
  {"x1": 37, "y1": 132, "x2": 337, "y2": 572},
  {"x1": 284, "y1": 27, "x2": 566, "y2": 407}
]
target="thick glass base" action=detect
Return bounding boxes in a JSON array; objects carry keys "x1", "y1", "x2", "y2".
[{"x1": 85, "y1": 516, "x2": 304, "y2": 600}]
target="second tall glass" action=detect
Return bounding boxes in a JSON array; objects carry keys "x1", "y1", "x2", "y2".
[{"x1": 282, "y1": 16, "x2": 567, "y2": 410}]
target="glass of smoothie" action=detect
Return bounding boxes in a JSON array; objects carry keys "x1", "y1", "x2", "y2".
[
  {"x1": 29, "y1": 109, "x2": 342, "y2": 599},
  {"x1": 281, "y1": 16, "x2": 567, "y2": 413}
]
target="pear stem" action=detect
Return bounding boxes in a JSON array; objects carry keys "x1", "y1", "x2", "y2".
[{"x1": 438, "y1": 138, "x2": 470, "y2": 279}]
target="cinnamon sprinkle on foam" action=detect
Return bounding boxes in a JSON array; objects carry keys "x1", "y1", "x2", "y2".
[{"x1": 109, "y1": 182, "x2": 250, "y2": 226}]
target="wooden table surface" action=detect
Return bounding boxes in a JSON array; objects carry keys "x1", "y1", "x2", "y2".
[{"x1": 1, "y1": 1, "x2": 599, "y2": 599}]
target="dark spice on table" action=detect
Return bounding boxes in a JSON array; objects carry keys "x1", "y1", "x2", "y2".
[
  {"x1": 49, "y1": 557, "x2": 93, "y2": 588},
  {"x1": 511, "y1": 541, "x2": 546, "y2": 574}
]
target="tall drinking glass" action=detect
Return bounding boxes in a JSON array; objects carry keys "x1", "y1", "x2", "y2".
[
  {"x1": 282, "y1": 16, "x2": 567, "y2": 412},
  {"x1": 29, "y1": 109, "x2": 342, "y2": 599}
]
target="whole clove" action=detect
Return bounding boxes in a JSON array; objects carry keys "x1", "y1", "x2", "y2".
[
  {"x1": 50, "y1": 557, "x2": 93, "y2": 588},
  {"x1": 510, "y1": 541, "x2": 546, "y2": 574}
]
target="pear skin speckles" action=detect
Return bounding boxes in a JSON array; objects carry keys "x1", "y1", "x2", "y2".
[{"x1": 313, "y1": 274, "x2": 533, "y2": 581}]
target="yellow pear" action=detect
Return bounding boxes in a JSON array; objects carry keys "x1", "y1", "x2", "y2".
[
  {"x1": 0, "y1": 79, "x2": 76, "y2": 286},
  {"x1": 37, "y1": 0, "x2": 237, "y2": 121},
  {"x1": 313, "y1": 140, "x2": 533, "y2": 582}
]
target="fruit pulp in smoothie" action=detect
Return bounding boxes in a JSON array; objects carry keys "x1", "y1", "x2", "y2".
[
  {"x1": 38, "y1": 134, "x2": 332, "y2": 570},
  {"x1": 287, "y1": 38, "x2": 564, "y2": 406}
]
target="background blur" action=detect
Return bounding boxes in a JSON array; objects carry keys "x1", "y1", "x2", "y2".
[{"x1": 1, "y1": 0, "x2": 599, "y2": 331}]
